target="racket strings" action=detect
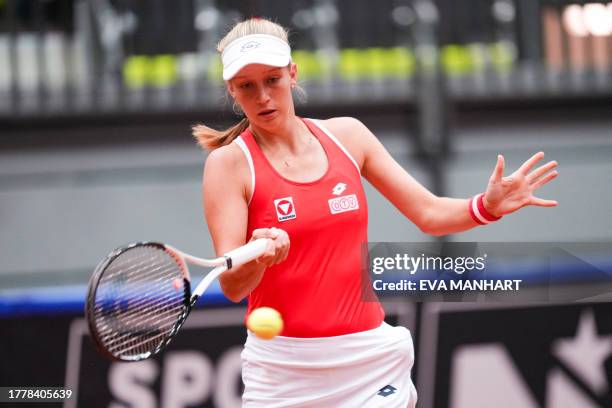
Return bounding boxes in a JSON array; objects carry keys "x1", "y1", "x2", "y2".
[
  {"x1": 96, "y1": 298, "x2": 180, "y2": 335},
  {"x1": 98, "y1": 312, "x2": 182, "y2": 354},
  {"x1": 92, "y1": 245, "x2": 188, "y2": 359},
  {"x1": 96, "y1": 257, "x2": 183, "y2": 319},
  {"x1": 96, "y1": 299, "x2": 180, "y2": 340},
  {"x1": 96, "y1": 298, "x2": 183, "y2": 356},
  {"x1": 94, "y1": 258, "x2": 182, "y2": 323},
  {"x1": 95, "y1": 260, "x2": 180, "y2": 331},
  {"x1": 95, "y1": 281, "x2": 183, "y2": 354},
  {"x1": 99, "y1": 311, "x2": 188, "y2": 356}
]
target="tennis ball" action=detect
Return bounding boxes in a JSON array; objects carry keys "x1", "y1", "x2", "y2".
[
  {"x1": 441, "y1": 44, "x2": 472, "y2": 76},
  {"x1": 247, "y1": 307, "x2": 283, "y2": 340},
  {"x1": 123, "y1": 55, "x2": 149, "y2": 88},
  {"x1": 150, "y1": 55, "x2": 177, "y2": 87}
]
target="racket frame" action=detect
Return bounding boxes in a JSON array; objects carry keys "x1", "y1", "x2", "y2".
[{"x1": 86, "y1": 239, "x2": 269, "y2": 361}]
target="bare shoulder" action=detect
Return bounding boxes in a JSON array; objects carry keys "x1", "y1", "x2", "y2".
[
  {"x1": 203, "y1": 141, "x2": 250, "y2": 197},
  {"x1": 205, "y1": 141, "x2": 245, "y2": 171},
  {"x1": 316, "y1": 117, "x2": 373, "y2": 169},
  {"x1": 319, "y1": 116, "x2": 369, "y2": 136}
]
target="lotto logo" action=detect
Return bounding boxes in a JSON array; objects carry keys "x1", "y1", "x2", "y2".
[
  {"x1": 377, "y1": 384, "x2": 397, "y2": 397},
  {"x1": 240, "y1": 41, "x2": 261, "y2": 52},
  {"x1": 332, "y1": 182, "x2": 347, "y2": 196},
  {"x1": 274, "y1": 197, "x2": 296, "y2": 222},
  {"x1": 328, "y1": 194, "x2": 359, "y2": 215}
]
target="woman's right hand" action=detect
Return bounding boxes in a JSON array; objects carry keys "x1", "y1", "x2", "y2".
[{"x1": 251, "y1": 227, "x2": 290, "y2": 267}]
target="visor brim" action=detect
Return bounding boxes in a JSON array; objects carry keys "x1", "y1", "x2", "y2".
[{"x1": 223, "y1": 54, "x2": 292, "y2": 81}]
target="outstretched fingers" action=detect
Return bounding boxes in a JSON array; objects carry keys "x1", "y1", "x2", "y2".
[
  {"x1": 528, "y1": 160, "x2": 558, "y2": 183},
  {"x1": 530, "y1": 196, "x2": 558, "y2": 207},
  {"x1": 491, "y1": 154, "x2": 505, "y2": 182},
  {"x1": 519, "y1": 151, "x2": 545, "y2": 175},
  {"x1": 531, "y1": 170, "x2": 559, "y2": 190}
]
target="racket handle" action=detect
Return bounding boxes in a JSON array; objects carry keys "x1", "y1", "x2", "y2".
[{"x1": 224, "y1": 238, "x2": 269, "y2": 268}]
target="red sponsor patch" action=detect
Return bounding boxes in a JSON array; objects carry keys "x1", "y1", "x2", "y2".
[{"x1": 274, "y1": 197, "x2": 296, "y2": 221}]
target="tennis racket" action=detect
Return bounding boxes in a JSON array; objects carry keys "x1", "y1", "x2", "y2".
[{"x1": 85, "y1": 239, "x2": 269, "y2": 362}]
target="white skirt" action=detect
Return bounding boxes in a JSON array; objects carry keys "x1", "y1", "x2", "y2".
[{"x1": 241, "y1": 322, "x2": 417, "y2": 408}]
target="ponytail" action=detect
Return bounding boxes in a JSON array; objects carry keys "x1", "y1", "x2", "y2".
[{"x1": 192, "y1": 118, "x2": 250, "y2": 151}]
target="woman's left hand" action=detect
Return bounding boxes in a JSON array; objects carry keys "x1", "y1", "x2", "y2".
[{"x1": 483, "y1": 151, "x2": 559, "y2": 217}]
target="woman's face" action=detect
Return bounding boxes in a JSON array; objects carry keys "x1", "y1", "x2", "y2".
[{"x1": 228, "y1": 63, "x2": 297, "y2": 130}]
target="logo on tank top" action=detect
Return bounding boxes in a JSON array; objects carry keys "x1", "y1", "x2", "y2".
[
  {"x1": 328, "y1": 194, "x2": 359, "y2": 215},
  {"x1": 332, "y1": 182, "x2": 347, "y2": 196},
  {"x1": 274, "y1": 197, "x2": 297, "y2": 222}
]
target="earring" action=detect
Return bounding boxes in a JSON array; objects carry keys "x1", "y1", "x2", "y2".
[{"x1": 232, "y1": 101, "x2": 243, "y2": 116}]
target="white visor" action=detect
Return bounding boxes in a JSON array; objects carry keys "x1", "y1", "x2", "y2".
[{"x1": 221, "y1": 34, "x2": 292, "y2": 81}]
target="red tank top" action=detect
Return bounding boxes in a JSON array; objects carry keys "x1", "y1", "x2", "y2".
[{"x1": 234, "y1": 118, "x2": 384, "y2": 337}]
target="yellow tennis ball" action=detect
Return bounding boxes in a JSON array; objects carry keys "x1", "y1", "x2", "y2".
[{"x1": 247, "y1": 307, "x2": 283, "y2": 340}]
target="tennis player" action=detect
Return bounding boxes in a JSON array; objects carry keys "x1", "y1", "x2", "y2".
[{"x1": 194, "y1": 18, "x2": 558, "y2": 408}]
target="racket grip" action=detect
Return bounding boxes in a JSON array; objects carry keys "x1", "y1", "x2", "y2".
[{"x1": 224, "y1": 238, "x2": 269, "y2": 268}]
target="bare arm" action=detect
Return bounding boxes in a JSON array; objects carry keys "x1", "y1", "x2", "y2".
[
  {"x1": 323, "y1": 117, "x2": 558, "y2": 236},
  {"x1": 203, "y1": 145, "x2": 289, "y2": 302},
  {"x1": 359, "y1": 122, "x2": 474, "y2": 235}
]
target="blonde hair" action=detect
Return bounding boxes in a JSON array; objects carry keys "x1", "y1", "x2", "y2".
[{"x1": 193, "y1": 18, "x2": 290, "y2": 150}]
